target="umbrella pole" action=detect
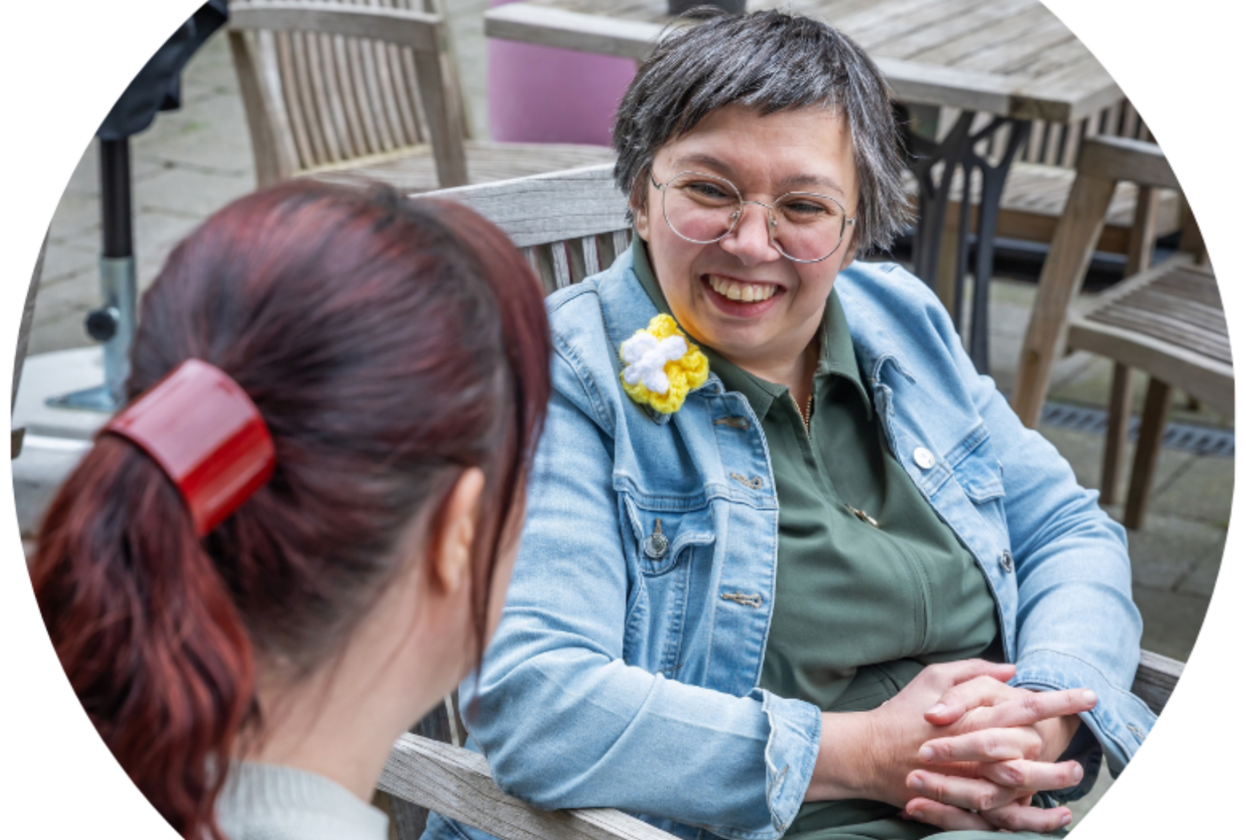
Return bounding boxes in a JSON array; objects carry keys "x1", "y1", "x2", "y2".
[{"x1": 46, "y1": 137, "x2": 138, "y2": 413}]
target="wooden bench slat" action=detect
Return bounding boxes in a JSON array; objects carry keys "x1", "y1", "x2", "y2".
[{"x1": 380, "y1": 734, "x2": 679, "y2": 840}]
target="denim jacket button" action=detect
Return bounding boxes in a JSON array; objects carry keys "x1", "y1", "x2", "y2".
[
  {"x1": 644, "y1": 519, "x2": 669, "y2": 560},
  {"x1": 913, "y1": 447, "x2": 935, "y2": 469},
  {"x1": 1000, "y1": 550, "x2": 1015, "y2": 573}
]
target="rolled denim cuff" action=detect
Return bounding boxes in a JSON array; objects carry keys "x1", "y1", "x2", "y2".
[
  {"x1": 752, "y1": 688, "x2": 822, "y2": 838},
  {"x1": 1012, "y1": 647, "x2": 1157, "y2": 779}
]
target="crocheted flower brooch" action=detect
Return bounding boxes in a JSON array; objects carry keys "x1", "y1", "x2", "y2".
[{"x1": 619, "y1": 314, "x2": 709, "y2": 414}]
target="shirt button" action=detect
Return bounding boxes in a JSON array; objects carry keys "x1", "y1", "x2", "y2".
[
  {"x1": 913, "y1": 447, "x2": 935, "y2": 469},
  {"x1": 1000, "y1": 550, "x2": 1014, "y2": 573}
]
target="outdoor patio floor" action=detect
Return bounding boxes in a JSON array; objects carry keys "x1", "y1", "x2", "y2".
[{"x1": 16, "y1": 3, "x2": 1232, "y2": 828}]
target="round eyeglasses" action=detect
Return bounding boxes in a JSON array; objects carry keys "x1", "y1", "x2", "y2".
[{"x1": 649, "y1": 170, "x2": 856, "y2": 264}]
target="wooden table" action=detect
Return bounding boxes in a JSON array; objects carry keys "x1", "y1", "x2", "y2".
[
  {"x1": 486, "y1": 0, "x2": 1120, "y2": 123},
  {"x1": 485, "y1": 0, "x2": 1126, "y2": 372}
]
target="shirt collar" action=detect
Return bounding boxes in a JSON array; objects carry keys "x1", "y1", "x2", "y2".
[{"x1": 630, "y1": 234, "x2": 872, "y2": 420}]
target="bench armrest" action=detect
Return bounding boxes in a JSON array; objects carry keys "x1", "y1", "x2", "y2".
[
  {"x1": 1131, "y1": 649, "x2": 1183, "y2": 715},
  {"x1": 380, "y1": 733, "x2": 679, "y2": 840},
  {"x1": 383, "y1": 648, "x2": 1184, "y2": 838}
]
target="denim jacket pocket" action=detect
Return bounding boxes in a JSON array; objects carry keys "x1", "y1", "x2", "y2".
[
  {"x1": 947, "y1": 424, "x2": 1005, "y2": 499},
  {"x1": 620, "y1": 494, "x2": 717, "y2": 677},
  {"x1": 620, "y1": 493, "x2": 717, "y2": 577},
  {"x1": 954, "y1": 454, "x2": 1005, "y2": 503},
  {"x1": 948, "y1": 431, "x2": 1010, "y2": 544}
]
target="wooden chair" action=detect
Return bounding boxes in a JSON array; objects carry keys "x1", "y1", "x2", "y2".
[
  {"x1": 366, "y1": 164, "x2": 1186, "y2": 840},
  {"x1": 226, "y1": 0, "x2": 615, "y2": 193},
  {"x1": 1011, "y1": 136, "x2": 1230, "y2": 530},
  {"x1": 941, "y1": 99, "x2": 1182, "y2": 257},
  {"x1": 12, "y1": 235, "x2": 46, "y2": 459}
]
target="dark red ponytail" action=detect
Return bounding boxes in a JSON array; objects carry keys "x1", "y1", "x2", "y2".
[
  {"x1": 31, "y1": 180, "x2": 551, "y2": 840},
  {"x1": 33, "y1": 437, "x2": 254, "y2": 838}
]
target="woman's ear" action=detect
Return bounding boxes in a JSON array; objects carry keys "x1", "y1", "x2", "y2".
[
  {"x1": 631, "y1": 175, "x2": 651, "y2": 241},
  {"x1": 427, "y1": 467, "x2": 486, "y2": 596}
]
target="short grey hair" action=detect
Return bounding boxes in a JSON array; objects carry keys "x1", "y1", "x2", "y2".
[{"x1": 612, "y1": 10, "x2": 912, "y2": 256}]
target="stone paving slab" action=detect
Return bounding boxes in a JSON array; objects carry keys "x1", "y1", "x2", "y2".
[
  {"x1": 1148, "y1": 454, "x2": 1235, "y2": 526},
  {"x1": 1032, "y1": 425, "x2": 1193, "y2": 499}
]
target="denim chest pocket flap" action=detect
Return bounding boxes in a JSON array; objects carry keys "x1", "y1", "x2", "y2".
[
  {"x1": 620, "y1": 493, "x2": 717, "y2": 576},
  {"x1": 949, "y1": 433, "x2": 1006, "y2": 504}
]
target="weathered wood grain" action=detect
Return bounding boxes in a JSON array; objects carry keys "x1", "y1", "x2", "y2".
[
  {"x1": 485, "y1": 0, "x2": 1120, "y2": 122},
  {"x1": 231, "y1": 0, "x2": 615, "y2": 191},
  {"x1": 231, "y1": 0, "x2": 442, "y2": 52},
  {"x1": 1011, "y1": 169, "x2": 1116, "y2": 428},
  {"x1": 1012, "y1": 135, "x2": 1230, "y2": 529},
  {"x1": 379, "y1": 734, "x2": 679, "y2": 840},
  {"x1": 424, "y1": 163, "x2": 627, "y2": 248},
  {"x1": 485, "y1": 3, "x2": 667, "y2": 61},
  {"x1": 1132, "y1": 650, "x2": 1184, "y2": 716}
]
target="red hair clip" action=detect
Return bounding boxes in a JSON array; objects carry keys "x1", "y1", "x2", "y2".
[{"x1": 103, "y1": 359, "x2": 276, "y2": 537}]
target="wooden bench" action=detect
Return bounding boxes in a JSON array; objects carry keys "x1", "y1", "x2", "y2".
[
  {"x1": 370, "y1": 164, "x2": 1188, "y2": 840},
  {"x1": 383, "y1": 652, "x2": 1181, "y2": 839}
]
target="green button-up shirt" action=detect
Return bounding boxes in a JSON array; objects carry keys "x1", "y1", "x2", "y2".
[{"x1": 632, "y1": 238, "x2": 1001, "y2": 835}]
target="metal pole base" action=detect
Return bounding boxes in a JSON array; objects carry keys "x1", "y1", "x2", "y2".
[
  {"x1": 45, "y1": 382, "x2": 123, "y2": 414},
  {"x1": 44, "y1": 254, "x2": 137, "y2": 414}
]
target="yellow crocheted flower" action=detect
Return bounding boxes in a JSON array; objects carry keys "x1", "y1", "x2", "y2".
[{"x1": 619, "y1": 314, "x2": 709, "y2": 414}]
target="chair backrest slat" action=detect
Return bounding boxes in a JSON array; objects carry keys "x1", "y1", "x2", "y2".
[
  {"x1": 296, "y1": 30, "x2": 341, "y2": 163},
  {"x1": 275, "y1": 30, "x2": 320, "y2": 168},
  {"x1": 577, "y1": 235, "x2": 600, "y2": 277},
  {"x1": 1012, "y1": 96, "x2": 1152, "y2": 171},
  {"x1": 230, "y1": 0, "x2": 466, "y2": 184},
  {"x1": 318, "y1": 34, "x2": 358, "y2": 159},
  {"x1": 551, "y1": 242, "x2": 573, "y2": 290},
  {"x1": 424, "y1": 164, "x2": 629, "y2": 294}
]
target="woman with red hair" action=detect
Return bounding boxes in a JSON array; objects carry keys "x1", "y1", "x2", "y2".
[{"x1": 31, "y1": 181, "x2": 552, "y2": 840}]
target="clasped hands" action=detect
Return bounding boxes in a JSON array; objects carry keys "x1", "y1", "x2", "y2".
[{"x1": 809, "y1": 659, "x2": 1097, "y2": 834}]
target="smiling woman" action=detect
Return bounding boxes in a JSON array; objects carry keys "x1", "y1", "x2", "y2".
[
  {"x1": 635, "y1": 105, "x2": 860, "y2": 396},
  {"x1": 423, "y1": 10, "x2": 1157, "y2": 840}
]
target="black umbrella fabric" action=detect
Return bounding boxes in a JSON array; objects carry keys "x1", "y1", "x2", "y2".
[{"x1": 98, "y1": 0, "x2": 228, "y2": 140}]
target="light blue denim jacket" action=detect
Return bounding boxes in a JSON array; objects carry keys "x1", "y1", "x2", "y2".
[{"x1": 424, "y1": 251, "x2": 1156, "y2": 840}]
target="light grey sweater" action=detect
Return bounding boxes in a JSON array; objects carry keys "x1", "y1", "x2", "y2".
[{"x1": 216, "y1": 761, "x2": 390, "y2": 840}]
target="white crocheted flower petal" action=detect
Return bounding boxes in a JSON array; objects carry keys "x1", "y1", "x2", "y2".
[
  {"x1": 621, "y1": 332, "x2": 658, "y2": 365},
  {"x1": 643, "y1": 366, "x2": 671, "y2": 394},
  {"x1": 658, "y1": 335, "x2": 687, "y2": 363}
]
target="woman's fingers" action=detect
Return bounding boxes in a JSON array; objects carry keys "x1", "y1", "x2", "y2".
[
  {"x1": 902, "y1": 798, "x2": 994, "y2": 832},
  {"x1": 978, "y1": 758, "x2": 1085, "y2": 791},
  {"x1": 919, "y1": 725, "x2": 1044, "y2": 764},
  {"x1": 927, "y1": 681, "x2": 1097, "y2": 729},
  {"x1": 923, "y1": 674, "x2": 1011, "y2": 725},
  {"x1": 905, "y1": 794, "x2": 1074, "y2": 834},
  {"x1": 922, "y1": 663, "x2": 1016, "y2": 722},
  {"x1": 981, "y1": 800, "x2": 1075, "y2": 834},
  {"x1": 975, "y1": 688, "x2": 1097, "y2": 730},
  {"x1": 905, "y1": 769, "x2": 1018, "y2": 812}
]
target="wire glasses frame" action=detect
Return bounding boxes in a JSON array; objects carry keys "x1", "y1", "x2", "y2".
[{"x1": 649, "y1": 170, "x2": 857, "y2": 263}]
